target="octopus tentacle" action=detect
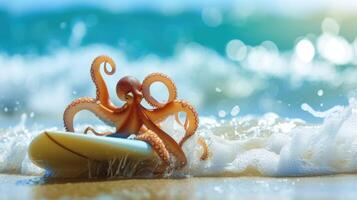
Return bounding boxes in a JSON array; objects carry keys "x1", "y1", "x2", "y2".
[
  {"x1": 197, "y1": 137, "x2": 209, "y2": 161},
  {"x1": 64, "y1": 55, "x2": 201, "y2": 169},
  {"x1": 63, "y1": 97, "x2": 117, "y2": 132},
  {"x1": 84, "y1": 127, "x2": 113, "y2": 136},
  {"x1": 144, "y1": 100, "x2": 199, "y2": 147},
  {"x1": 136, "y1": 129, "x2": 170, "y2": 167},
  {"x1": 91, "y1": 55, "x2": 125, "y2": 112},
  {"x1": 142, "y1": 73, "x2": 177, "y2": 108},
  {"x1": 138, "y1": 106, "x2": 187, "y2": 168}
]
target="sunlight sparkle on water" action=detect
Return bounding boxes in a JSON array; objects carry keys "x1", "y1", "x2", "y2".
[
  {"x1": 215, "y1": 87, "x2": 222, "y2": 93},
  {"x1": 226, "y1": 39, "x2": 247, "y2": 61},
  {"x1": 295, "y1": 39, "x2": 315, "y2": 63},
  {"x1": 321, "y1": 17, "x2": 340, "y2": 35},
  {"x1": 317, "y1": 33, "x2": 353, "y2": 65},
  {"x1": 245, "y1": 43, "x2": 285, "y2": 77}
]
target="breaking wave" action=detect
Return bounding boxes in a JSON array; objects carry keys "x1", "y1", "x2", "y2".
[
  {"x1": 1, "y1": 98, "x2": 357, "y2": 177},
  {"x1": 1, "y1": 38, "x2": 357, "y2": 123}
]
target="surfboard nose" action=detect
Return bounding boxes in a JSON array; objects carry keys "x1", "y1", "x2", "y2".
[{"x1": 28, "y1": 131, "x2": 156, "y2": 177}]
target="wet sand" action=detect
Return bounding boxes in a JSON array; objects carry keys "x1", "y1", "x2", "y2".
[{"x1": 1, "y1": 174, "x2": 357, "y2": 200}]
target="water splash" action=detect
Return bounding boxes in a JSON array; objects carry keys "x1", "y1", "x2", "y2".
[
  {"x1": 2, "y1": 99, "x2": 357, "y2": 177},
  {"x1": 301, "y1": 103, "x2": 343, "y2": 118},
  {"x1": 183, "y1": 98, "x2": 357, "y2": 176},
  {"x1": 0, "y1": 114, "x2": 44, "y2": 175}
]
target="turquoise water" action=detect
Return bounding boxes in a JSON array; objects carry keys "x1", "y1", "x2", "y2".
[{"x1": 1, "y1": 8, "x2": 357, "y2": 123}]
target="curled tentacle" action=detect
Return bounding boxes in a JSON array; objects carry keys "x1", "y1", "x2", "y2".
[
  {"x1": 198, "y1": 137, "x2": 209, "y2": 161},
  {"x1": 63, "y1": 97, "x2": 117, "y2": 132},
  {"x1": 91, "y1": 56, "x2": 125, "y2": 112},
  {"x1": 144, "y1": 100, "x2": 199, "y2": 147},
  {"x1": 138, "y1": 106, "x2": 187, "y2": 168},
  {"x1": 142, "y1": 73, "x2": 177, "y2": 108},
  {"x1": 63, "y1": 56, "x2": 200, "y2": 169}
]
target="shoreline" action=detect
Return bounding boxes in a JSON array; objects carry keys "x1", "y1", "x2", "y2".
[{"x1": 2, "y1": 174, "x2": 357, "y2": 200}]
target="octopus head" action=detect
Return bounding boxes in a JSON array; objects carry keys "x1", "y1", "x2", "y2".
[{"x1": 116, "y1": 76, "x2": 143, "y2": 104}]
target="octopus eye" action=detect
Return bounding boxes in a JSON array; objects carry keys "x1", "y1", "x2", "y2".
[{"x1": 125, "y1": 92, "x2": 133, "y2": 100}]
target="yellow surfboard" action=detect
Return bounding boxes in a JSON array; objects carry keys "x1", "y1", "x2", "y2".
[{"x1": 28, "y1": 131, "x2": 156, "y2": 177}]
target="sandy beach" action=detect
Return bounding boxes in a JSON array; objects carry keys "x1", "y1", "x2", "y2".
[{"x1": 1, "y1": 174, "x2": 357, "y2": 200}]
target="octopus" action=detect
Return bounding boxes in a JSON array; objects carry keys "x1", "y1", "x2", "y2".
[{"x1": 63, "y1": 55, "x2": 204, "y2": 170}]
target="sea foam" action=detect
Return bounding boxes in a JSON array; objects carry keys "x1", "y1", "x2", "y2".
[
  {"x1": 1, "y1": 99, "x2": 357, "y2": 177},
  {"x1": 183, "y1": 99, "x2": 357, "y2": 176}
]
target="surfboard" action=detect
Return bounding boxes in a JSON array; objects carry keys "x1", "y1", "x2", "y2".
[{"x1": 28, "y1": 131, "x2": 156, "y2": 177}]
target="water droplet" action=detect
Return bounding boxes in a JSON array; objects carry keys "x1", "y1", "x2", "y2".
[
  {"x1": 230, "y1": 105, "x2": 240, "y2": 117},
  {"x1": 226, "y1": 39, "x2": 247, "y2": 61},
  {"x1": 215, "y1": 87, "x2": 222, "y2": 93},
  {"x1": 317, "y1": 89, "x2": 324, "y2": 96},
  {"x1": 320, "y1": 103, "x2": 324, "y2": 107},
  {"x1": 30, "y1": 112, "x2": 35, "y2": 118},
  {"x1": 72, "y1": 91, "x2": 77, "y2": 95},
  {"x1": 4, "y1": 107, "x2": 8, "y2": 112},
  {"x1": 60, "y1": 22, "x2": 67, "y2": 29},
  {"x1": 218, "y1": 110, "x2": 226, "y2": 118}
]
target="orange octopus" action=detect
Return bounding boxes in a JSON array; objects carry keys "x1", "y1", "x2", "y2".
[{"x1": 63, "y1": 55, "x2": 200, "y2": 170}]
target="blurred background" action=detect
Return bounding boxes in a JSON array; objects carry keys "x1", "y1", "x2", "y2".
[{"x1": 1, "y1": 0, "x2": 357, "y2": 127}]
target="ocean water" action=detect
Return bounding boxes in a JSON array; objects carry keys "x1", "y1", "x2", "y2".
[{"x1": 1, "y1": 7, "x2": 357, "y2": 178}]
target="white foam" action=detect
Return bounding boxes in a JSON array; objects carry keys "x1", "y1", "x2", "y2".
[
  {"x1": 2, "y1": 99, "x2": 357, "y2": 177},
  {"x1": 181, "y1": 98, "x2": 357, "y2": 176},
  {"x1": 0, "y1": 114, "x2": 44, "y2": 175}
]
